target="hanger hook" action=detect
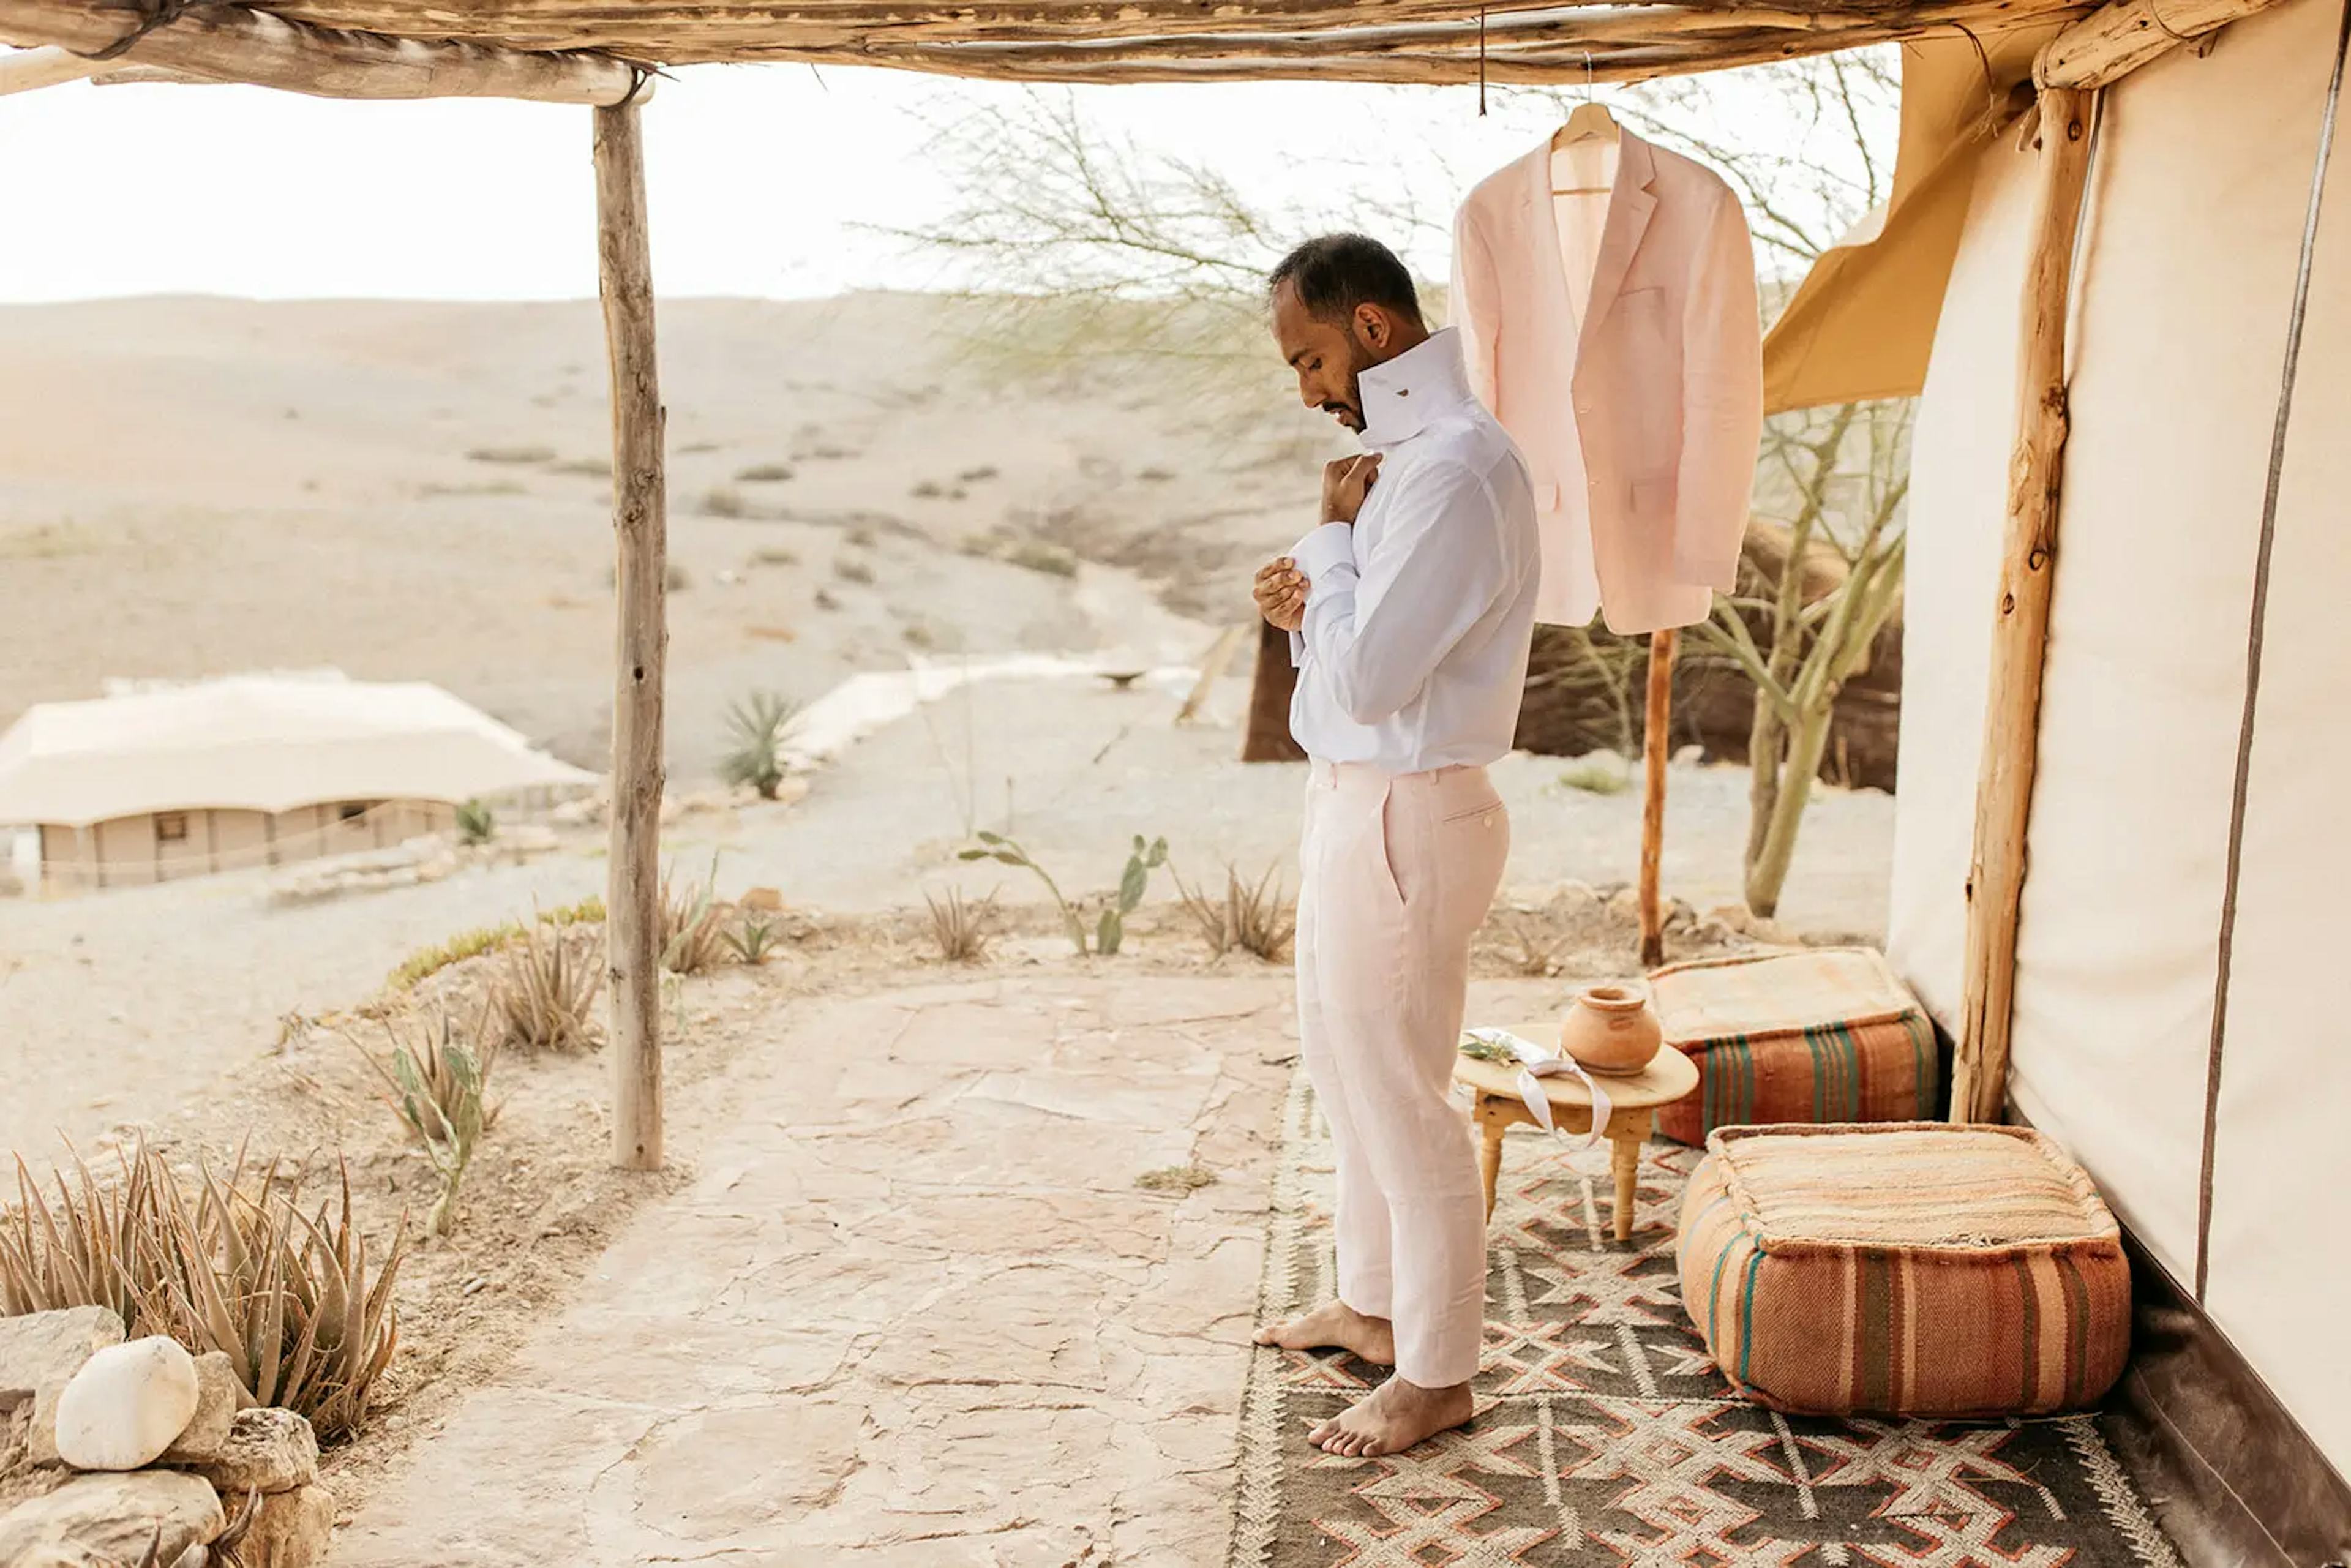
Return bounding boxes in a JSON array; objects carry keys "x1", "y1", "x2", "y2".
[{"x1": 1583, "y1": 50, "x2": 1594, "y2": 103}]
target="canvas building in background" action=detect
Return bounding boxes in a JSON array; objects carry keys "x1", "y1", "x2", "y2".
[{"x1": 0, "y1": 672, "x2": 592, "y2": 893}]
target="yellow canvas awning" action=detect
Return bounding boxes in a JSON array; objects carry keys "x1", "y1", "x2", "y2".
[{"x1": 1762, "y1": 28, "x2": 2063, "y2": 413}]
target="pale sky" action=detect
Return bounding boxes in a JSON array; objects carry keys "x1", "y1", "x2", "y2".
[{"x1": 0, "y1": 58, "x2": 1883, "y2": 302}]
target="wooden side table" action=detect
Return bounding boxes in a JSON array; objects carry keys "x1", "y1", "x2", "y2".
[{"x1": 1455, "y1": 1042, "x2": 1701, "y2": 1241}]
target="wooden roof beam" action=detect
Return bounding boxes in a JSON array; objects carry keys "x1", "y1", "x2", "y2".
[
  {"x1": 2036, "y1": 0, "x2": 2283, "y2": 86},
  {"x1": 0, "y1": 1, "x2": 651, "y2": 104},
  {"x1": 0, "y1": 42, "x2": 103, "y2": 95}
]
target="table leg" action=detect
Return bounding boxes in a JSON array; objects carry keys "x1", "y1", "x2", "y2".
[
  {"x1": 1476, "y1": 1099, "x2": 1507, "y2": 1223},
  {"x1": 1609, "y1": 1116, "x2": 1651, "y2": 1243}
]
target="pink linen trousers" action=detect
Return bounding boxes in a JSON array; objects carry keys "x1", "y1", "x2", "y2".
[{"x1": 1295, "y1": 759, "x2": 1509, "y2": 1387}]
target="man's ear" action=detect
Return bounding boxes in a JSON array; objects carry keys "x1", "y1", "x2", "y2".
[{"x1": 1352, "y1": 303, "x2": 1390, "y2": 353}]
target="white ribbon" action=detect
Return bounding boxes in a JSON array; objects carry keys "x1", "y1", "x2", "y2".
[{"x1": 1464, "y1": 1027, "x2": 1613, "y2": 1151}]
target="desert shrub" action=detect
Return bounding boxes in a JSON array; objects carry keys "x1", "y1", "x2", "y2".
[
  {"x1": 723, "y1": 912, "x2": 781, "y2": 966},
  {"x1": 735, "y1": 463, "x2": 795, "y2": 482},
  {"x1": 488, "y1": 917, "x2": 602, "y2": 1051},
  {"x1": 923, "y1": 887, "x2": 997, "y2": 964},
  {"x1": 0, "y1": 1144, "x2": 407, "y2": 1441},
  {"x1": 454, "y1": 799, "x2": 496, "y2": 846},
  {"x1": 720, "y1": 691, "x2": 799, "y2": 800},
  {"x1": 1007, "y1": 541, "x2": 1078, "y2": 578},
  {"x1": 466, "y1": 443, "x2": 557, "y2": 465},
  {"x1": 388, "y1": 922, "x2": 521, "y2": 992},
  {"x1": 659, "y1": 860, "x2": 729, "y2": 976},
  {"x1": 1558, "y1": 758, "x2": 1631, "y2": 796},
  {"x1": 1173, "y1": 861, "x2": 1296, "y2": 962}
]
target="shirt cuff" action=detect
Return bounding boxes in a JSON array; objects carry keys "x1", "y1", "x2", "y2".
[
  {"x1": 1288, "y1": 629, "x2": 1305, "y2": 668},
  {"x1": 1290, "y1": 522, "x2": 1356, "y2": 587}
]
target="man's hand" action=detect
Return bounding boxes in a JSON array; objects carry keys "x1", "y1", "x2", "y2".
[
  {"x1": 1321, "y1": 454, "x2": 1382, "y2": 526},
  {"x1": 1254, "y1": 557, "x2": 1309, "y2": 633}
]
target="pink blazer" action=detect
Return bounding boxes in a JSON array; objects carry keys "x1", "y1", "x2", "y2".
[{"x1": 1452, "y1": 129, "x2": 1762, "y2": 634}]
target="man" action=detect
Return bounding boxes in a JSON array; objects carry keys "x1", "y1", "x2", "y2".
[{"x1": 1248, "y1": 234, "x2": 1540, "y2": 1457}]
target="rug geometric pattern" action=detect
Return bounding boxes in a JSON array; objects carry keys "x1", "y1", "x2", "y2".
[{"x1": 1229, "y1": 1075, "x2": 2185, "y2": 1568}]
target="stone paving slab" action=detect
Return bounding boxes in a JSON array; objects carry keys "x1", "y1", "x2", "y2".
[{"x1": 332, "y1": 974, "x2": 1299, "y2": 1567}]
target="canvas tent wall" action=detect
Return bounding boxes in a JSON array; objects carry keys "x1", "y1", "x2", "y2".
[{"x1": 1872, "y1": 0, "x2": 2351, "y2": 1534}]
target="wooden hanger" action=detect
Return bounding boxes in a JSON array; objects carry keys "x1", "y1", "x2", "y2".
[{"x1": 1550, "y1": 54, "x2": 1619, "y2": 195}]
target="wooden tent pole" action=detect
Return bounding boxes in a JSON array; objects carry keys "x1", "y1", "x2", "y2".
[
  {"x1": 595, "y1": 98, "x2": 668, "y2": 1172},
  {"x1": 1952, "y1": 87, "x2": 2096, "y2": 1125},
  {"x1": 1638, "y1": 628, "x2": 1678, "y2": 970}
]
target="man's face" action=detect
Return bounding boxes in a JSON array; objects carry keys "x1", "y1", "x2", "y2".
[{"x1": 1271, "y1": 283, "x2": 1384, "y2": 433}]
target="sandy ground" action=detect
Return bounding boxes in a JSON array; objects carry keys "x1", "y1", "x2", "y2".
[
  {"x1": 0, "y1": 291, "x2": 1895, "y2": 1169},
  {"x1": 0, "y1": 293, "x2": 1896, "y2": 1552},
  {"x1": 0, "y1": 293, "x2": 1329, "y2": 778}
]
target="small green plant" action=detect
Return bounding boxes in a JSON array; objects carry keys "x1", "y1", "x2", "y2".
[
  {"x1": 661, "y1": 857, "x2": 729, "y2": 975},
  {"x1": 1098, "y1": 835, "x2": 1169, "y2": 956},
  {"x1": 387, "y1": 921, "x2": 523, "y2": 991},
  {"x1": 454, "y1": 798, "x2": 496, "y2": 846},
  {"x1": 351, "y1": 1008, "x2": 498, "y2": 1237},
  {"x1": 467, "y1": 443, "x2": 557, "y2": 465},
  {"x1": 1135, "y1": 1165, "x2": 1217, "y2": 1195},
  {"x1": 735, "y1": 462, "x2": 796, "y2": 482},
  {"x1": 923, "y1": 886, "x2": 997, "y2": 964},
  {"x1": 958, "y1": 833, "x2": 1166, "y2": 955},
  {"x1": 1008, "y1": 541, "x2": 1079, "y2": 578},
  {"x1": 721, "y1": 691, "x2": 798, "y2": 800},
  {"x1": 960, "y1": 833, "x2": 1082, "y2": 953},
  {"x1": 1559, "y1": 757, "x2": 1632, "y2": 796},
  {"x1": 723, "y1": 912, "x2": 780, "y2": 966}
]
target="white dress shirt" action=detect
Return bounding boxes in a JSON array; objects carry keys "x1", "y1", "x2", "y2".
[{"x1": 1287, "y1": 327, "x2": 1541, "y2": 773}]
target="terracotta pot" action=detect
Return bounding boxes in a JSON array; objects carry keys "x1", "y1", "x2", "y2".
[{"x1": 1559, "y1": 983, "x2": 1663, "y2": 1077}]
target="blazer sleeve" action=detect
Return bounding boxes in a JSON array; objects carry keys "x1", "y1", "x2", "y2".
[
  {"x1": 1673, "y1": 182, "x2": 1764, "y2": 591},
  {"x1": 1451, "y1": 201, "x2": 1504, "y2": 415}
]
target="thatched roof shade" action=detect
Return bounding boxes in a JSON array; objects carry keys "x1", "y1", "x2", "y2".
[{"x1": 10, "y1": 0, "x2": 2090, "y2": 87}]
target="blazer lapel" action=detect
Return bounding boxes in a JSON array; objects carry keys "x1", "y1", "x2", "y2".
[{"x1": 1578, "y1": 129, "x2": 1659, "y2": 370}]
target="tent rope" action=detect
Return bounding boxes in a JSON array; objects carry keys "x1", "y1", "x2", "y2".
[
  {"x1": 2194, "y1": 0, "x2": 2351, "y2": 1304},
  {"x1": 78, "y1": 0, "x2": 192, "y2": 62}
]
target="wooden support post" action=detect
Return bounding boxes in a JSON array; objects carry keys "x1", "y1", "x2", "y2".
[
  {"x1": 596, "y1": 99, "x2": 668, "y2": 1172},
  {"x1": 1952, "y1": 88, "x2": 2096, "y2": 1125},
  {"x1": 1638, "y1": 628, "x2": 1678, "y2": 970}
]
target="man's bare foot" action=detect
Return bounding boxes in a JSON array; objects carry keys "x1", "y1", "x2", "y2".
[
  {"x1": 1308, "y1": 1376, "x2": 1475, "y2": 1457},
  {"x1": 1251, "y1": 1300, "x2": 1396, "y2": 1364}
]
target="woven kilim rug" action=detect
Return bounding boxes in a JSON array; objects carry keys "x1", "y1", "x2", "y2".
[{"x1": 1228, "y1": 1073, "x2": 2185, "y2": 1568}]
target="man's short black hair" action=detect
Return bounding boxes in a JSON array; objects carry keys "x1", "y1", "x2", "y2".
[{"x1": 1267, "y1": 234, "x2": 1423, "y2": 328}]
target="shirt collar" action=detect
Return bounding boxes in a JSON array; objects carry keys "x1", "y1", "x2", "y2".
[{"x1": 1357, "y1": 327, "x2": 1475, "y2": 451}]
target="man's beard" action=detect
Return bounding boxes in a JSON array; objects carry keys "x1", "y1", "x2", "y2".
[{"x1": 1320, "y1": 342, "x2": 1375, "y2": 431}]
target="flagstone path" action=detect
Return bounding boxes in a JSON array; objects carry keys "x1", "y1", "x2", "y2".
[{"x1": 331, "y1": 972, "x2": 1307, "y2": 1566}]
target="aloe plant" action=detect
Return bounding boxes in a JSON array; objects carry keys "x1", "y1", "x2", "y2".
[{"x1": 353, "y1": 1010, "x2": 495, "y2": 1237}]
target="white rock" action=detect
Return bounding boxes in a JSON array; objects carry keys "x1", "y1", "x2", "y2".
[{"x1": 54, "y1": 1337, "x2": 201, "y2": 1472}]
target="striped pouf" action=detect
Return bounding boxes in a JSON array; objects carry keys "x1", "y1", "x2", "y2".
[
  {"x1": 1676, "y1": 1122, "x2": 2133, "y2": 1417},
  {"x1": 1651, "y1": 947, "x2": 1940, "y2": 1146}
]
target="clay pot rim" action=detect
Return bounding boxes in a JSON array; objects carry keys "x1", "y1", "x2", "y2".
[{"x1": 1578, "y1": 983, "x2": 1651, "y2": 1012}]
